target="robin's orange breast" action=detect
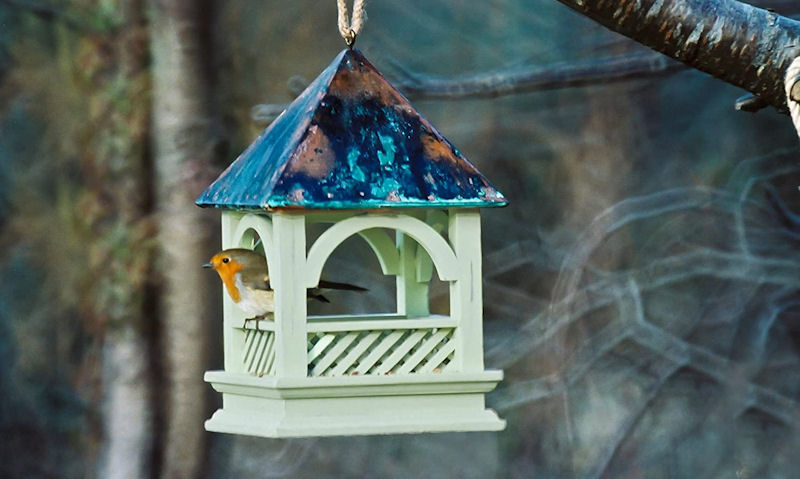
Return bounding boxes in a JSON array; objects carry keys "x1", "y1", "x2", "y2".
[{"x1": 218, "y1": 266, "x2": 243, "y2": 303}]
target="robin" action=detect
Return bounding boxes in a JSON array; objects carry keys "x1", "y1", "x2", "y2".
[{"x1": 203, "y1": 248, "x2": 366, "y2": 325}]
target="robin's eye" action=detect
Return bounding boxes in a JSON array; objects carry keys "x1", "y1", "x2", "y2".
[{"x1": 222, "y1": 257, "x2": 230, "y2": 263}]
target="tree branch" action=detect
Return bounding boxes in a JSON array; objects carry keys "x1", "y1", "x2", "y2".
[
  {"x1": 252, "y1": 52, "x2": 687, "y2": 123},
  {"x1": 551, "y1": 0, "x2": 800, "y2": 112},
  {"x1": 390, "y1": 51, "x2": 686, "y2": 100}
]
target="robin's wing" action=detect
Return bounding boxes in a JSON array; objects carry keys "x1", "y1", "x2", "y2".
[{"x1": 241, "y1": 269, "x2": 271, "y2": 290}]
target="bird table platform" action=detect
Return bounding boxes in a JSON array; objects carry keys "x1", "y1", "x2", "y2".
[{"x1": 196, "y1": 49, "x2": 507, "y2": 438}]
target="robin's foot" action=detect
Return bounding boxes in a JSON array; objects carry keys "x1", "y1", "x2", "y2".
[{"x1": 244, "y1": 314, "x2": 269, "y2": 331}]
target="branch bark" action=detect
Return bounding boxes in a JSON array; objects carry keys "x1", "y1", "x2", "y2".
[{"x1": 552, "y1": 0, "x2": 800, "y2": 111}]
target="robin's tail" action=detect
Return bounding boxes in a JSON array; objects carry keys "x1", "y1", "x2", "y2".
[
  {"x1": 309, "y1": 293, "x2": 331, "y2": 303},
  {"x1": 317, "y1": 280, "x2": 368, "y2": 292}
]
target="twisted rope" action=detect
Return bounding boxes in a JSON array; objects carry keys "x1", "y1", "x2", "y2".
[
  {"x1": 336, "y1": 0, "x2": 366, "y2": 47},
  {"x1": 784, "y1": 57, "x2": 800, "y2": 139}
]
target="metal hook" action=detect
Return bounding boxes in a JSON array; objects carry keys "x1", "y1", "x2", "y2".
[{"x1": 345, "y1": 29, "x2": 357, "y2": 49}]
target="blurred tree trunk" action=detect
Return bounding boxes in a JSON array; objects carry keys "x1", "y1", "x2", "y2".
[
  {"x1": 78, "y1": 1, "x2": 155, "y2": 478},
  {"x1": 0, "y1": 0, "x2": 159, "y2": 475},
  {"x1": 553, "y1": 0, "x2": 800, "y2": 110},
  {"x1": 149, "y1": 0, "x2": 218, "y2": 477}
]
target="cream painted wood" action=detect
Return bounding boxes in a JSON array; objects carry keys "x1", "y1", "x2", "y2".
[
  {"x1": 328, "y1": 331, "x2": 381, "y2": 376},
  {"x1": 221, "y1": 211, "x2": 247, "y2": 373},
  {"x1": 415, "y1": 210, "x2": 447, "y2": 282},
  {"x1": 242, "y1": 330, "x2": 276, "y2": 375},
  {"x1": 354, "y1": 228, "x2": 400, "y2": 275},
  {"x1": 414, "y1": 244, "x2": 434, "y2": 283},
  {"x1": 242, "y1": 330, "x2": 264, "y2": 371},
  {"x1": 418, "y1": 340, "x2": 456, "y2": 374},
  {"x1": 271, "y1": 213, "x2": 307, "y2": 378},
  {"x1": 306, "y1": 327, "x2": 456, "y2": 376},
  {"x1": 203, "y1": 370, "x2": 505, "y2": 437},
  {"x1": 232, "y1": 213, "x2": 276, "y2": 271},
  {"x1": 303, "y1": 214, "x2": 460, "y2": 289},
  {"x1": 243, "y1": 319, "x2": 276, "y2": 332},
  {"x1": 305, "y1": 212, "x2": 402, "y2": 275},
  {"x1": 425, "y1": 209, "x2": 449, "y2": 230},
  {"x1": 208, "y1": 369, "x2": 502, "y2": 392},
  {"x1": 396, "y1": 232, "x2": 429, "y2": 316},
  {"x1": 303, "y1": 211, "x2": 356, "y2": 224},
  {"x1": 307, "y1": 334, "x2": 336, "y2": 364},
  {"x1": 396, "y1": 329, "x2": 451, "y2": 374},
  {"x1": 310, "y1": 331, "x2": 359, "y2": 376},
  {"x1": 208, "y1": 208, "x2": 504, "y2": 437},
  {"x1": 306, "y1": 315, "x2": 456, "y2": 333},
  {"x1": 353, "y1": 331, "x2": 405, "y2": 374},
  {"x1": 307, "y1": 312, "x2": 403, "y2": 322},
  {"x1": 448, "y1": 209, "x2": 484, "y2": 372},
  {"x1": 373, "y1": 330, "x2": 428, "y2": 374}
]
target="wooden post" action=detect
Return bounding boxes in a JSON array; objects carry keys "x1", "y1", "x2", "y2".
[
  {"x1": 220, "y1": 211, "x2": 243, "y2": 373},
  {"x1": 397, "y1": 230, "x2": 429, "y2": 317},
  {"x1": 449, "y1": 209, "x2": 484, "y2": 372},
  {"x1": 272, "y1": 212, "x2": 308, "y2": 377}
]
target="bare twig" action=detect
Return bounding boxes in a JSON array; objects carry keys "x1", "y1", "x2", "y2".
[
  {"x1": 487, "y1": 248, "x2": 800, "y2": 371},
  {"x1": 491, "y1": 315, "x2": 633, "y2": 411},
  {"x1": 495, "y1": 275, "x2": 800, "y2": 475},
  {"x1": 632, "y1": 316, "x2": 799, "y2": 424},
  {"x1": 588, "y1": 360, "x2": 682, "y2": 479},
  {"x1": 251, "y1": 52, "x2": 686, "y2": 123},
  {"x1": 389, "y1": 52, "x2": 686, "y2": 100}
]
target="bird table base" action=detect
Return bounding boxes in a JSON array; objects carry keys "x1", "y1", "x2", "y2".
[{"x1": 203, "y1": 371, "x2": 505, "y2": 437}]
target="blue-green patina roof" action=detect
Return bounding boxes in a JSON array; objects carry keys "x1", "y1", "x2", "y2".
[{"x1": 196, "y1": 49, "x2": 508, "y2": 210}]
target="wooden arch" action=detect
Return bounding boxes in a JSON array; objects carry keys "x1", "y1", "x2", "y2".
[
  {"x1": 303, "y1": 214, "x2": 460, "y2": 288},
  {"x1": 232, "y1": 214, "x2": 276, "y2": 269}
]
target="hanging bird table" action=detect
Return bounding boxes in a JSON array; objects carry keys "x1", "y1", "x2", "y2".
[{"x1": 196, "y1": 2, "x2": 508, "y2": 438}]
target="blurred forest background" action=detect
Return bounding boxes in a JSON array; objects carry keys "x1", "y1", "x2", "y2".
[{"x1": 2, "y1": 0, "x2": 800, "y2": 478}]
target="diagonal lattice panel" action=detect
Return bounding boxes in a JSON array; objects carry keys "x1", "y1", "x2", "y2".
[
  {"x1": 307, "y1": 328, "x2": 456, "y2": 377},
  {"x1": 242, "y1": 329, "x2": 277, "y2": 376}
]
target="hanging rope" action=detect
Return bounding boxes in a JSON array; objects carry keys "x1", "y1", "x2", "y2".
[
  {"x1": 785, "y1": 57, "x2": 800, "y2": 139},
  {"x1": 337, "y1": 0, "x2": 366, "y2": 48}
]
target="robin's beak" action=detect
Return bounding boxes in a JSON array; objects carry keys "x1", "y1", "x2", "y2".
[{"x1": 202, "y1": 262, "x2": 213, "y2": 269}]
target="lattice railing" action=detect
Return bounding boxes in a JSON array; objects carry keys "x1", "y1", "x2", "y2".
[
  {"x1": 242, "y1": 329, "x2": 277, "y2": 376},
  {"x1": 306, "y1": 315, "x2": 458, "y2": 377}
]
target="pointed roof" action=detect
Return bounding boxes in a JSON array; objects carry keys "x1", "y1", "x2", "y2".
[{"x1": 196, "y1": 49, "x2": 507, "y2": 210}]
